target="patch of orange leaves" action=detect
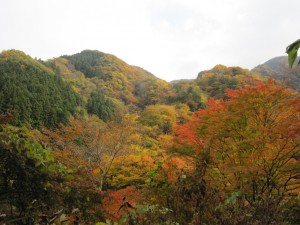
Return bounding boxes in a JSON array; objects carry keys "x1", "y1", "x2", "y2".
[{"x1": 101, "y1": 186, "x2": 142, "y2": 221}]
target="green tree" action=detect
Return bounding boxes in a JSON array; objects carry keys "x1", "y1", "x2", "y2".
[
  {"x1": 87, "y1": 92, "x2": 120, "y2": 122},
  {"x1": 0, "y1": 124, "x2": 64, "y2": 224}
]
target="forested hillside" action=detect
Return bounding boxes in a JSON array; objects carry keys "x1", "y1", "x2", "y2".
[
  {"x1": 253, "y1": 56, "x2": 300, "y2": 91},
  {"x1": 50, "y1": 50, "x2": 172, "y2": 110},
  {"x1": 1, "y1": 49, "x2": 300, "y2": 225},
  {"x1": 0, "y1": 50, "x2": 83, "y2": 128}
]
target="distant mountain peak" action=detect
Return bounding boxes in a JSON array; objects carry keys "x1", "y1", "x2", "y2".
[{"x1": 252, "y1": 56, "x2": 300, "y2": 91}]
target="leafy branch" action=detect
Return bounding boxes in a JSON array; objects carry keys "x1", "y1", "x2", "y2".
[{"x1": 286, "y1": 39, "x2": 300, "y2": 68}]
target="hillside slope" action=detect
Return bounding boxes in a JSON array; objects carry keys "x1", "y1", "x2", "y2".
[
  {"x1": 252, "y1": 56, "x2": 300, "y2": 90},
  {"x1": 0, "y1": 50, "x2": 83, "y2": 128},
  {"x1": 50, "y1": 50, "x2": 171, "y2": 109}
]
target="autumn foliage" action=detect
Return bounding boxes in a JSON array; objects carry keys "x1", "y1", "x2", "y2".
[
  {"x1": 2, "y1": 49, "x2": 300, "y2": 225},
  {"x1": 173, "y1": 79, "x2": 300, "y2": 224}
]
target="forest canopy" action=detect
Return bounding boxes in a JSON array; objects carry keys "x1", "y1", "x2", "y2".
[{"x1": 0, "y1": 50, "x2": 83, "y2": 128}]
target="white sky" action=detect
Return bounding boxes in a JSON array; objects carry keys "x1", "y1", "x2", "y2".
[{"x1": 1, "y1": 0, "x2": 299, "y2": 81}]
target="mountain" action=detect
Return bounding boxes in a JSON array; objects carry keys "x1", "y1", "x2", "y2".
[
  {"x1": 197, "y1": 64, "x2": 250, "y2": 79},
  {"x1": 5, "y1": 49, "x2": 298, "y2": 127},
  {"x1": 252, "y1": 56, "x2": 300, "y2": 91},
  {"x1": 0, "y1": 49, "x2": 206, "y2": 126},
  {"x1": 252, "y1": 56, "x2": 289, "y2": 78},
  {"x1": 49, "y1": 50, "x2": 171, "y2": 109},
  {"x1": 194, "y1": 64, "x2": 260, "y2": 99}
]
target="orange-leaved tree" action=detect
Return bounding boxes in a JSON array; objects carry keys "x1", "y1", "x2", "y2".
[
  {"x1": 174, "y1": 79, "x2": 300, "y2": 224},
  {"x1": 37, "y1": 114, "x2": 140, "y2": 192}
]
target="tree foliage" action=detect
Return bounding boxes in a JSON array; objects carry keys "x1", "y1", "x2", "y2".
[
  {"x1": 0, "y1": 124, "x2": 64, "y2": 224},
  {"x1": 286, "y1": 39, "x2": 300, "y2": 67},
  {"x1": 0, "y1": 50, "x2": 83, "y2": 128},
  {"x1": 62, "y1": 50, "x2": 171, "y2": 109},
  {"x1": 167, "y1": 80, "x2": 206, "y2": 111},
  {"x1": 4, "y1": 47, "x2": 300, "y2": 224},
  {"x1": 138, "y1": 105, "x2": 177, "y2": 135},
  {"x1": 87, "y1": 91, "x2": 120, "y2": 122},
  {"x1": 47, "y1": 57, "x2": 97, "y2": 101},
  {"x1": 174, "y1": 79, "x2": 300, "y2": 224},
  {"x1": 197, "y1": 65, "x2": 244, "y2": 99}
]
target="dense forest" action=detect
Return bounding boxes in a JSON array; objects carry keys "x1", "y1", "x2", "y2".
[{"x1": 1, "y1": 49, "x2": 300, "y2": 224}]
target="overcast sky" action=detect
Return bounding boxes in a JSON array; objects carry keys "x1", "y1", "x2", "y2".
[{"x1": 1, "y1": 0, "x2": 299, "y2": 81}]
